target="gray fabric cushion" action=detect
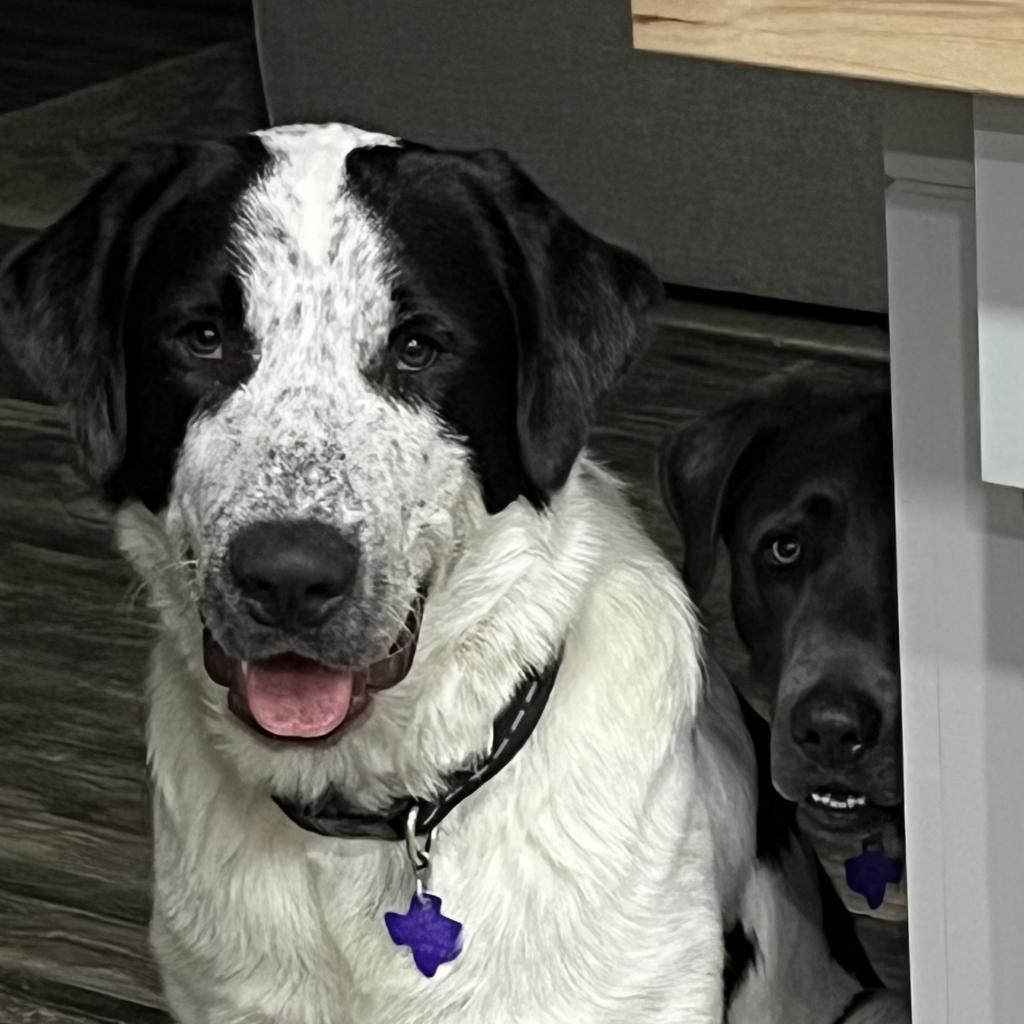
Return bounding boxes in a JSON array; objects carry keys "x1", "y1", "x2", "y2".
[{"x1": 254, "y1": 0, "x2": 886, "y2": 311}]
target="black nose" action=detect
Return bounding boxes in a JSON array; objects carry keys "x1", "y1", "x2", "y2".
[
  {"x1": 228, "y1": 520, "x2": 359, "y2": 630},
  {"x1": 789, "y1": 683, "x2": 882, "y2": 768}
]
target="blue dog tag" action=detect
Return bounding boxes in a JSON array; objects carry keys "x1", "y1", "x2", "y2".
[
  {"x1": 385, "y1": 891, "x2": 464, "y2": 977},
  {"x1": 845, "y1": 847, "x2": 903, "y2": 910}
]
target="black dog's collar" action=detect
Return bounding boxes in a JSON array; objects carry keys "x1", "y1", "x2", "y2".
[{"x1": 274, "y1": 652, "x2": 562, "y2": 841}]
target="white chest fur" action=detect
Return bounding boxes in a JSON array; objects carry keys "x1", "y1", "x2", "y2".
[{"x1": 150, "y1": 728, "x2": 721, "y2": 1024}]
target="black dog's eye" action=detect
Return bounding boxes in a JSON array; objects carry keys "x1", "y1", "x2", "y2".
[
  {"x1": 765, "y1": 535, "x2": 803, "y2": 568},
  {"x1": 394, "y1": 335, "x2": 439, "y2": 373},
  {"x1": 177, "y1": 322, "x2": 223, "y2": 361}
]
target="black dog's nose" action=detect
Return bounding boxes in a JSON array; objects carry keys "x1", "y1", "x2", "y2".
[
  {"x1": 789, "y1": 683, "x2": 882, "y2": 768},
  {"x1": 229, "y1": 521, "x2": 359, "y2": 630}
]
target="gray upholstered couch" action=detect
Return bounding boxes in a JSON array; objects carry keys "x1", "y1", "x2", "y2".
[{"x1": 254, "y1": 0, "x2": 887, "y2": 312}]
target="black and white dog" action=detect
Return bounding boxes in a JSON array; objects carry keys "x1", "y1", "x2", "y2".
[{"x1": 1, "y1": 124, "x2": 905, "y2": 1024}]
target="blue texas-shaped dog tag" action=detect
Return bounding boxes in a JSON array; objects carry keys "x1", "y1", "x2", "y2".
[
  {"x1": 845, "y1": 847, "x2": 904, "y2": 910},
  {"x1": 385, "y1": 891, "x2": 464, "y2": 978}
]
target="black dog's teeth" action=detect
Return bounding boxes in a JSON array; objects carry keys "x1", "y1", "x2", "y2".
[{"x1": 808, "y1": 790, "x2": 868, "y2": 811}]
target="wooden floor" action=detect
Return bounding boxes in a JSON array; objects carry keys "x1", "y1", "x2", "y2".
[{"x1": 0, "y1": 5, "x2": 902, "y2": 1020}]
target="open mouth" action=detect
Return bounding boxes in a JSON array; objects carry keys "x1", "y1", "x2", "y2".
[
  {"x1": 806, "y1": 788, "x2": 872, "y2": 813},
  {"x1": 201, "y1": 597, "x2": 423, "y2": 743},
  {"x1": 799, "y1": 786, "x2": 902, "y2": 834}
]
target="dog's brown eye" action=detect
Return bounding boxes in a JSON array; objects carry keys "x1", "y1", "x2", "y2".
[
  {"x1": 178, "y1": 322, "x2": 223, "y2": 361},
  {"x1": 395, "y1": 335, "x2": 438, "y2": 372},
  {"x1": 766, "y1": 536, "x2": 802, "y2": 568}
]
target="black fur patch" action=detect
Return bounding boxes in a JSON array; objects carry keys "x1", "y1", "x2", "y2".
[
  {"x1": 346, "y1": 144, "x2": 536, "y2": 512},
  {"x1": 723, "y1": 922, "x2": 759, "y2": 1009},
  {"x1": 0, "y1": 136, "x2": 270, "y2": 510},
  {"x1": 741, "y1": 695, "x2": 797, "y2": 864},
  {"x1": 346, "y1": 142, "x2": 660, "y2": 513},
  {"x1": 108, "y1": 137, "x2": 270, "y2": 509}
]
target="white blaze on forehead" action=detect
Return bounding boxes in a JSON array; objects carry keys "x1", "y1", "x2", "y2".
[
  {"x1": 234, "y1": 123, "x2": 401, "y2": 371},
  {"x1": 250, "y1": 123, "x2": 397, "y2": 263}
]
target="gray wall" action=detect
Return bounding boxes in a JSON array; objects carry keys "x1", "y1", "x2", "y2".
[{"x1": 254, "y1": 1, "x2": 887, "y2": 312}]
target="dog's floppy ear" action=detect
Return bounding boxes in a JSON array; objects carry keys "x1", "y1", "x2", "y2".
[
  {"x1": 0, "y1": 150, "x2": 182, "y2": 482},
  {"x1": 467, "y1": 150, "x2": 663, "y2": 497},
  {"x1": 660, "y1": 368, "x2": 879, "y2": 599},
  {"x1": 660, "y1": 400, "x2": 768, "y2": 602}
]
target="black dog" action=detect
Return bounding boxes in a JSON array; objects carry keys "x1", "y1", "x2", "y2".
[{"x1": 660, "y1": 369, "x2": 903, "y2": 860}]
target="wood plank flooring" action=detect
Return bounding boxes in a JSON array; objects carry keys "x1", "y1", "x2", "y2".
[{"x1": 0, "y1": 360, "x2": 161, "y2": 1020}]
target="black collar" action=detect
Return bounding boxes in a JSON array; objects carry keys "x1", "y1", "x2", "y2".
[{"x1": 273, "y1": 652, "x2": 562, "y2": 841}]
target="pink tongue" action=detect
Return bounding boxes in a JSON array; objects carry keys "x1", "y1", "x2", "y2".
[{"x1": 243, "y1": 657, "x2": 354, "y2": 739}]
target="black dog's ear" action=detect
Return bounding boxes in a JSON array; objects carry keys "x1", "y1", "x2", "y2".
[
  {"x1": 0, "y1": 150, "x2": 182, "y2": 482},
  {"x1": 466, "y1": 150, "x2": 663, "y2": 497},
  {"x1": 661, "y1": 367, "x2": 890, "y2": 600},
  {"x1": 659, "y1": 400, "x2": 767, "y2": 602}
]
